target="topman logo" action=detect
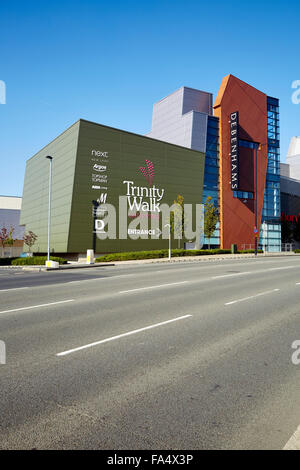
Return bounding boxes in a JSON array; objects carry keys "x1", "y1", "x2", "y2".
[
  {"x1": 0, "y1": 340, "x2": 6, "y2": 364},
  {"x1": 0, "y1": 80, "x2": 6, "y2": 104}
]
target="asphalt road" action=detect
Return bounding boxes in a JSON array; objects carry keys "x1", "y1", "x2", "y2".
[{"x1": 0, "y1": 256, "x2": 300, "y2": 450}]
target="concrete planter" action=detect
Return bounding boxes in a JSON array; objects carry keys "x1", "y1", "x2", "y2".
[{"x1": 45, "y1": 260, "x2": 59, "y2": 268}]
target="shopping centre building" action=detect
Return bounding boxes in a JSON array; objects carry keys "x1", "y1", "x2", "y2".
[{"x1": 20, "y1": 74, "x2": 299, "y2": 256}]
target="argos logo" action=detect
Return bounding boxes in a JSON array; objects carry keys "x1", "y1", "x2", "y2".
[{"x1": 93, "y1": 164, "x2": 107, "y2": 172}]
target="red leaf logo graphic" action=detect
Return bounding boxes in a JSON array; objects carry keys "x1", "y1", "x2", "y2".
[{"x1": 139, "y1": 160, "x2": 155, "y2": 186}]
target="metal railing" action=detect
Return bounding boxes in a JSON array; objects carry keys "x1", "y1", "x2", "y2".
[
  {"x1": 241, "y1": 244, "x2": 255, "y2": 251},
  {"x1": 241, "y1": 243, "x2": 295, "y2": 253},
  {"x1": 281, "y1": 243, "x2": 295, "y2": 252}
]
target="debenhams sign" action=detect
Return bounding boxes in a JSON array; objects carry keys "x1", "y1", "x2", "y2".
[{"x1": 230, "y1": 111, "x2": 239, "y2": 190}]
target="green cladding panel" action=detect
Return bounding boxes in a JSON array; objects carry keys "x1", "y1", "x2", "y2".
[
  {"x1": 20, "y1": 122, "x2": 80, "y2": 253},
  {"x1": 21, "y1": 119, "x2": 205, "y2": 255}
]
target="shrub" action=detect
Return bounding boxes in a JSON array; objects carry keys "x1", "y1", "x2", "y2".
[
  {"x1": 294, "y1": 249, "x2": 300, "y2": 253},
  {"x1": 0, "y1": 257, "x2": 18, "y2": 266},
  {"x1": 238, "y1": 249, "x2": 263, "y2": 254},
  {"x1": 11, "y1": 256, "x2": 67, "y2": 266},
  {"x1": 95, "y1": 249, "x2": 232, "y2": 262}
]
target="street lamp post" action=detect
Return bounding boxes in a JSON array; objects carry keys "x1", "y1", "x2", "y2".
[
  {"x1": 92, "y1": 200, "x2": 99, "y2": 253},
  {"x1": 46, "y1": 156, "x2": 53, "y2": 263},
  {"x1": 254, "y1": 145, "x2": 258, "y2": 257}
]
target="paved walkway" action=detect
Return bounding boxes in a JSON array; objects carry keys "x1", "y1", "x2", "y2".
[{"x1": 102, "y1": 252, "x2": 297, "y2": 266}]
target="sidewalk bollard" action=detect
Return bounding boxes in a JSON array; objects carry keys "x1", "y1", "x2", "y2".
[{"x1": 86, "y1": 249, "x2": 95, "y2": 265}]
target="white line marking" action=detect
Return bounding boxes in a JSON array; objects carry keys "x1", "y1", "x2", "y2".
[
  {"x1": 212, "y1": 265, "x2": 299, "y2": 280},
  {"x1": 67, "y1": 274, "x2": 136, "y2": 284},
  {"x1": 212, "y1": 272, "x2": 251, "y2": 279},
  {"x1": 57, "y1": 314, "x2": 192, "y2": 356},
  {"x1": 0, "y1": 299, "x2": 74, "y2": 314},
  {"x1": 225, "y1": 289, "x2": 280, "y2": 306},
  {"x1": 119, "y1": 281, "x2": 188, "y2": 294},
  {"x1": 283, "y1": 425, "x2": 300, "y2": 450},
  {"x1": 0, "y1": 287, "x2": 29, "y2": 292},
  {"x1": 265, "y1": 266, "x2": 295, "y2": 271}
]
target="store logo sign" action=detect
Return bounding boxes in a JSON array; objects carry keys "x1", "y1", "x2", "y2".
[
  {"x1": 97, "y1": 193, "x2": 107, "y2": 204},
  {"x1": 91, "y1": 150, "x2": 108, "y2": 158},
  {"x1": 139, "y1": 160, "x2": 154, "y2": 186},
  {"x1": 93, "y1": 164, "x2": 107, "y2": 172},
  {"x1": 123, "y1": 160, "x2": 164, "y2": 212},
  {"x1": 230, "y1": 111, "x2": 239, "y2": 190},
  {"x1": 95, "y1": 219, "x2": 105, "y2": 233}
]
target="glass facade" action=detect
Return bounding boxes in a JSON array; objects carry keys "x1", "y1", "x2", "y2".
[
  {"x1": 259, "y1": 97, "x2": 281, "y2": 252},
  {"x1": 202, "y1": 115, "x2": 220, "y2": 247},
  {"x1": 233, "y1": 190, "x2": 254, "y2": 200}
]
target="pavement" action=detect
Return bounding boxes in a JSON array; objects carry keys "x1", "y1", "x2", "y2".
[
  {"x1": 0, "y1": 256, "x2": 299, "y2": 449},
  {"x1": 5, "y1": 251, "x2": 297, "y2": 271}
]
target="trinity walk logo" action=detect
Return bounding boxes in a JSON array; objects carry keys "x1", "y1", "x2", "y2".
[{"x1": 123, "y1": 160, "x2": 164, "y2": 213}]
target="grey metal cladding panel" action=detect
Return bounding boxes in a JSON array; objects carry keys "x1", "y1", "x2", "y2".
[
  {"x1": 289, "y1": 162, "x2": 300, "y2": 181},
  {"x1": 20, "y1": 122, "x2": 79, "y2": 252},
  {"x1": 280, "y1": 176, "x2": 300, "y2": 198},
  {"x1": 191, "y1": 112, "x2": 208, "y2": 152},
  {"x1": 182, "y1": 88, "x2": 213, "y2": 115},
  {"x1": 0, "y1": 209, "x2": 25, "y2": 239},
  {"x1": 149, "y1": 111, "x2": 194, "y2": 149},
  {"x1": 151, "y1": 88, "x2": 184, "y2": 130}
]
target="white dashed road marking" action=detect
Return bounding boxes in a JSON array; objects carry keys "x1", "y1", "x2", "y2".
[
  {"x1": 57, "y1": 314, "x2": 192, "y2": 356},
  {"x1": 225, "y1": 289, "x2": 280, "y2": 306}
]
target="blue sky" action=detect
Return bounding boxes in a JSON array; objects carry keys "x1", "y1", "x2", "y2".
[{"x1": 0, "y1": 0, "x2": 299, "y2": 196}]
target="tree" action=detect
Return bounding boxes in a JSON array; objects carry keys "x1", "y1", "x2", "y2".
[
  {"x1": 204, "y1": 196, "x2": 218, "y2": 249},
  {"x1": 0, "y1": 227, "x2": 9, "y2": 257},
  {"x1": 5, "y1": 227, "x2": 16, "y2": 247},
  {"x1": 281, "y1": 219, "x2": 292, "y2": 243},
  {"x1": 23, "y1": 231, "x2": 38, "y2": 253},
  {"x1": 170, "y1": 194, "x2": 185, "y2": 249}
]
